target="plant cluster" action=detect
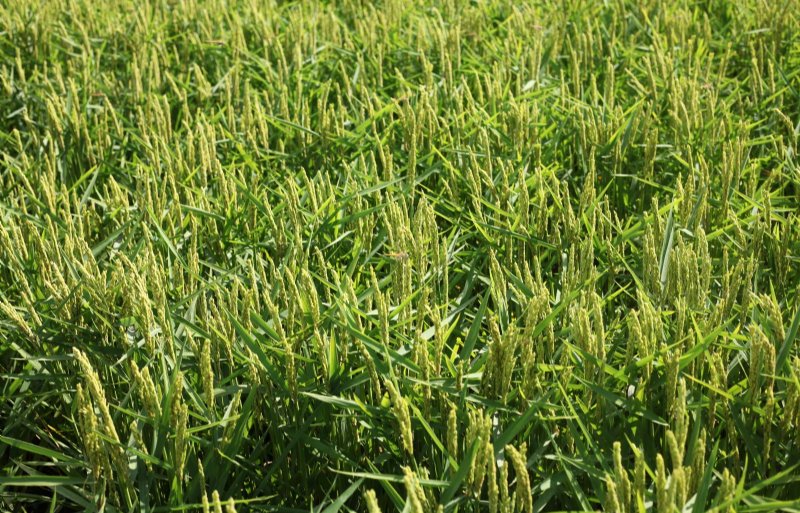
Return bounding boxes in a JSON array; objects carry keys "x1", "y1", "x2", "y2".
[{"x1": 1, "y1": 0, "x2": 800, "y2": 511}]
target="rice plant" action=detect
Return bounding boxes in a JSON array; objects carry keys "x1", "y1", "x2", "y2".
[{"x1": 1, "y1": 0, "x2": 800, "y2": 511}]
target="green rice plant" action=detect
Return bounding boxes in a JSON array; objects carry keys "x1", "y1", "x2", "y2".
[{"x1": 1, "y1": 0, "x2": 800, "y2": 511}]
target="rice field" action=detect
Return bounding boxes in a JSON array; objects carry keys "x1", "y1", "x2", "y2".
[{"x1": 1, "y1": 0, "x2": 800, "y2": 511}]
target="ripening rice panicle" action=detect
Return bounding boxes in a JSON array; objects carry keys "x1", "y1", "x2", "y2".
[
  {"x1": 0, "y1": 298, "x2": 36, "y2": 342},
  {"x1": 477, "y1": 418, "x2": 495, "y2": 500},
  {"x1": 749, "y1": 326, "x2": 775, "y2": 405},
  {"x1": 411, "y1": 197, "x2": 435, "y2": 277},
  {"x1": 220, "y1": 391, "x2": 243, "y2": 450},
  {"x1": 403, "y1": 467, "x2": 426, "y2": 513},
  {"x1": 633, "y1": 446, "x2": 646, "y2": 506},
  {"x1": 519, "y1": 331, "x2": 538, "y2": 401},
  {"x1": 656, "y1": 453, "x2": 668, "y2": 513},
  {"x1": 117, "y1": 253, "x2": 156, "y2": 354},
  {"x1": 643, "y1": 223, "x2": 660, "y2": 296},
  {"x1": 385, "y1": 380, "x2": 413, "y2": 456},
  {"x1": 691, "y1": 430, "x2": 707, "y2": 491},
  {"x1": 75, "y1": 383, "x2": 106, "y2": 482},
  {"x1": 384, "y1": 199, "x2": 413, "y2": 316},
  {"x1": 498, "y1": 456, "x2": 512, "y2": 513},
  {"x1": 505, "y1": 443, "x2": 532, "y2": 513},
  {"x1": 197, "y1": 458, "x2": 208, "y2": 498},
  {"x1": 264, "y1": 293, "x2": 286, "y2": 342},
  {"x1": 708, "y1": 350, "x2": 726, "y2": 430},
  {"x1": 482, "y1": 317, "x2": 517, "y2": 401},
  {"x1": 673, "y1": 297, "x2": 689, "y2": 356},
  {"x1": 782, "y1": 358, "x2": 800, "y2": 445},
  {"x1": 282, "y1": 337, "x2": 297, "y2": 400},
  {"x1": 714, "y1": 469, "x2": 737, "y2": 513},
  {"x1": 415, "y1": 287, "x2": 431, "y2": 380},
  {"x1": 589, "y1": 291, "x2": 605, "y2": 368},
  {"x1": 627, "y1": 310, "x2": 644, "y2": 369},
  {"x1": 466, "y1": 409, "x2": 491, "y2": 497},
  {"x1": 363, "y1": 489, "x2": 382, "y2": 513},
  {"x1": 569, "y1": 292, "x2": 605, "y2": 395},
  {"x1": 713, "y1": 253, "x2": 748, "y2": 327},
  {"x1": 212, "y1": 490, "x2": 223, "y2": 513},
  {"x1": 73, "y1": 349, "x2": 128, "y2": 485},
  {"x1": 760, "y1": 294, "x2": 785, "y2": 344},
  {"x1": 372, "y1": 268, "x2": 391, "y2": 348},
  {"x1": 282, "y1": 266, "x2": 301, "y2": 329},
  {"x1": 431, "y1": 302, "x2": 446, "y2": 376},
  {"x1": 130, "y1": 361, "x2": 161, "y2": 419},
  {"x1": 302, "y1": 268, "x2": 321, "y2": 328},
  {"x1": 668, "y1": 378, "x2": 689, "y2": 470},
  {"x1": 666, "y1": 233, "x2": 700, "y2": 307},
  {"x1": 200, "y1": 340, "x2": 215, "y2": 407},
  {"x1": 487, "y1": 440, "x2": 499, "y2": 513},
  {"x1": 313, "y1": 328, "x2": 330, "y2": 386},
  {"x1": 605, "y1": 475, "x2": 622, "y2": 513},
  {"x1": 489, "y1": 250, "x2": 508, "y2": 320},
  {"x1": 172, "y1": 392, "x2": 189, "y2": 485},
  {"x1": 671, "y1": 466, "x2": 688, "y2": 511},
  {"x1": 612, "y1": 442, "x2": 632, "y2": 512},
  {"x1": 763, "y1": 388, "x2": 775, "y2": 473},
  {"x1": 129, "y1": 420, "x2": 150, "y2": 471},
  {"x1": 666, "y1": 428, "x2": 683, "y2": 473},
  {"x1": 355, "y1": 336, "x2": 382, "y2": 401}
]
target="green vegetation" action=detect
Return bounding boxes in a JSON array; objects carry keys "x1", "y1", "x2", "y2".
[{"x1": 2, "y1": 0, "x2": 800, "y2": 511}]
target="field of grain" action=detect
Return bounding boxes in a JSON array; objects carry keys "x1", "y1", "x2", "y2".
[{"x1": 1, "y1": 0, "x2": 800, "y2": 511}]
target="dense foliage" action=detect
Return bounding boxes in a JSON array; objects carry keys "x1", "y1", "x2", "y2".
[{"x1": 2, "y1": 0, "x2": 800, "y2": 511}]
